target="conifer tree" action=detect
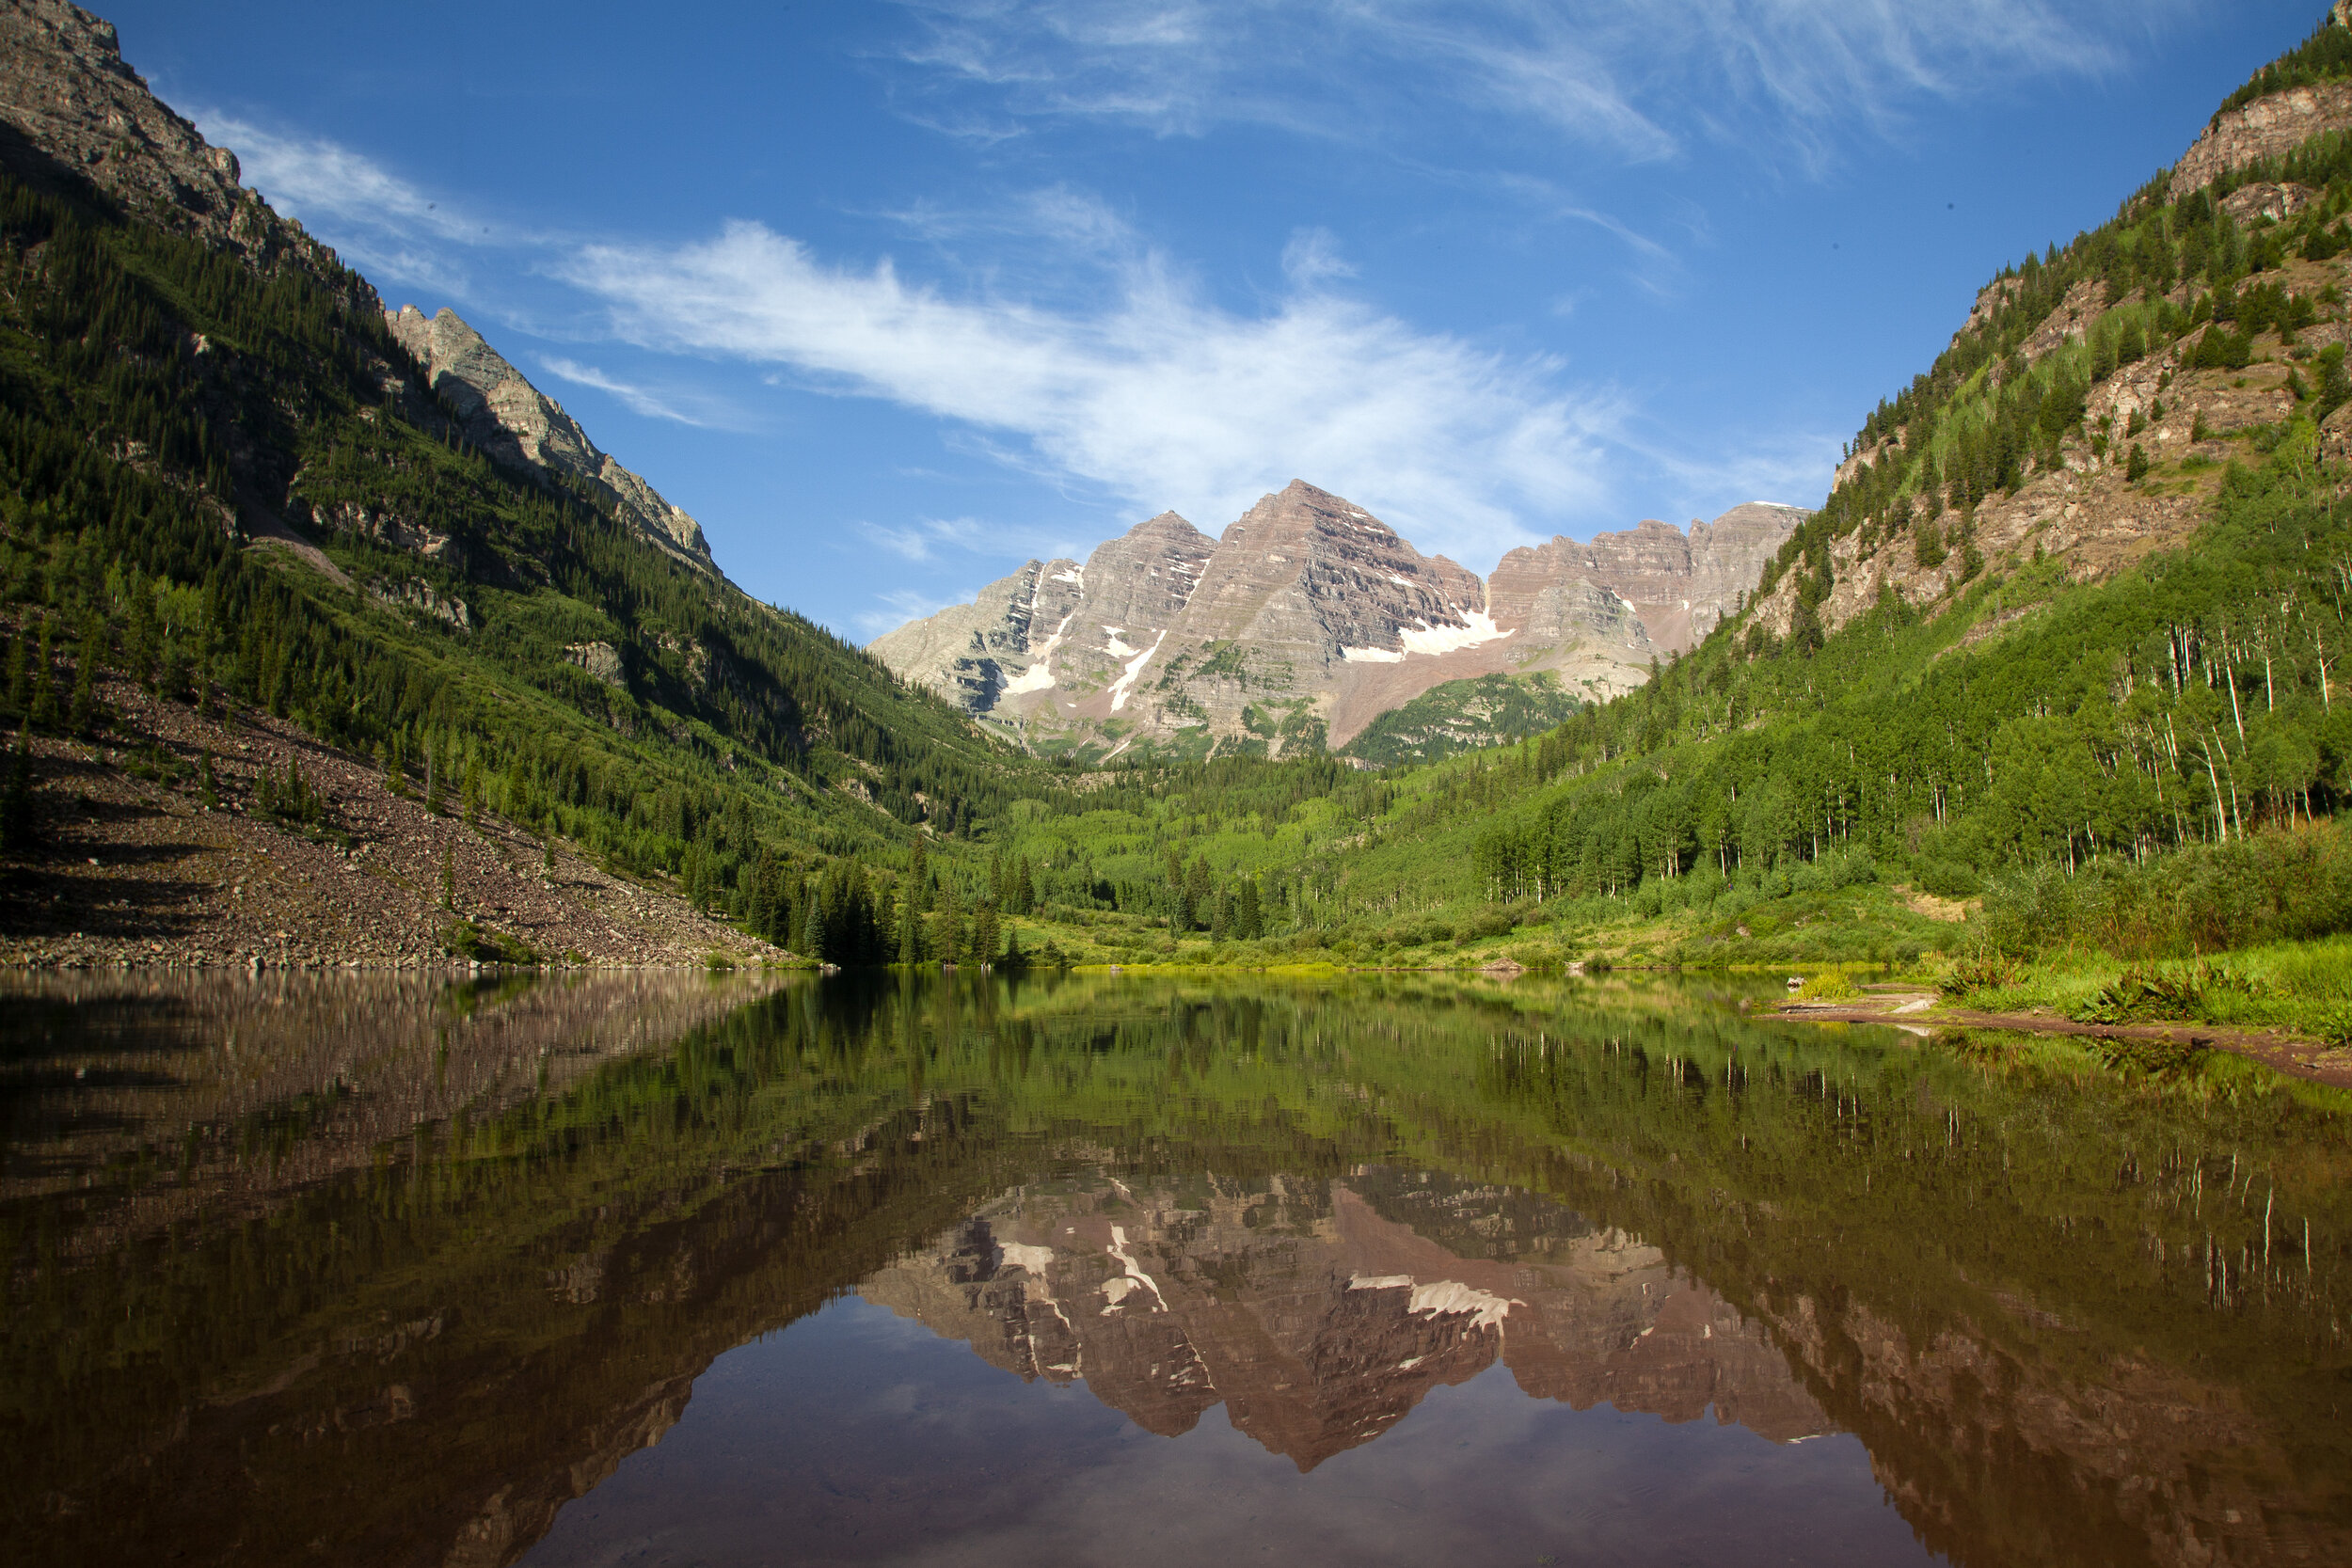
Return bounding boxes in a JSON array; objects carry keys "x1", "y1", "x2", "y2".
[
  {"x1": 898, "y1": 892, "x2": 923, "y2": 965},
  {"x1": 1184, "y1": 855, "x2": 1213, "y2": 931},
  {"x1": 424, "y1": 732, "x2": 445, "y2": 815},
  {"x1": 2, "y1": 630, "x2": 25, "y2": 721},
  {"x1": 27, "y1": 618, "x2": 57, "y2": 731},
  {"x1": 1, "y1": 728, "x2": 30, "y2": 850},
  {"x1": 125, "y1": 582, "x2": 159, "y2": 690},
  {"x1": 932, "y1": 882, "x2": 962, "y2": 964}
]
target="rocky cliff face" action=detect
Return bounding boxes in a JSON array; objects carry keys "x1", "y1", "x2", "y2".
[
  {"x1": 1491, "y1": 503, "x2": 1808, "y2": 654},
  {"x1": 0, "y1": 0, "x2": 346, "y2": 278},
  {"x1": 2176, "y1": 79, "x2": 2352, "y2": 195},
  {"x1": 858, "y1": 1168, "x2": 1834, "y2": 1471},
  {"x1": 866, "y1": 510, "x2": 1218, "y2": 721},
  {"x1": 870, "y1": 485, "x2": 1803, "y2": 755},
  {"x1": 385, "y1": 305, "x2": 716, "y2": 573}
]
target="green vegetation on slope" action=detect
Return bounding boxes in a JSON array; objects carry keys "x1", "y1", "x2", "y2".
[
  {"x1": 900, "y1": 26, "x2": 2352, "y2": 979},
  {"x1": 1339, "y1": 671, "x2": 1583, "y2": 767}
]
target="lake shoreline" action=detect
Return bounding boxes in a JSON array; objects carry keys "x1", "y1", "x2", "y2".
[{"x1": 1765, "y1": 990, "x2": 2352, "y2": 1088}]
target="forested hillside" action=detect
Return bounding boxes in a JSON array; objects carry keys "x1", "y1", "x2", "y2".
[{"x1": 0, "y1": 70, "x2": 1042, "y2": 948}]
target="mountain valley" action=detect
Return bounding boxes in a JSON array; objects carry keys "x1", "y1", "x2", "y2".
[{"x1": 7, "y1": 0, "x2": 2352, "y2": 994}]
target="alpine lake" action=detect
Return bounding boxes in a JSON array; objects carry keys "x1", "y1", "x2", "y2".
[{"x1": 4, "y1": 968, "x2": 2347, "y2": 1568}]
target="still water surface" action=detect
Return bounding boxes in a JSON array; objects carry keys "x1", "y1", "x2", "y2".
[{"x1": 3, "y1": 971, "x2": 2346, "y2": 1567}]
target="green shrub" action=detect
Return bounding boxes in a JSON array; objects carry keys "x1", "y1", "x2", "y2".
[
  {"x1": 441, "y1": 921, "x2": 539, "y2": 965},
  {"x1": 2069, "y1": 959, "x2": 2258, "y2": 1024},
  {"x1": 1794, "y1": 971, "x2": 1862, "y2": 1002},
  {"x1": 1941, "y1": 951, "x2": 2022, "y2": 997}
]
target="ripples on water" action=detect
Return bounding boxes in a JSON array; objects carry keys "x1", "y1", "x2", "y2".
[{"x1": 2, "y1": 970, "x2": 2347, "y2": 1567}]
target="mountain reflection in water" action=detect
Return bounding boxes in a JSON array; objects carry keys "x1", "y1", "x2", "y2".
[
  {"x1": 3, "y1": 970, "x2": 2348, "y2": 1568},
  {"x1": 861, "y1": 1170, "x2": 1833, "y2": 1471}
]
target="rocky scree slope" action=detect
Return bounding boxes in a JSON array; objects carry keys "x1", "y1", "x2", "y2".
[{"x1": 872, "y1": 481, "x2": 1804, "y2": 759}]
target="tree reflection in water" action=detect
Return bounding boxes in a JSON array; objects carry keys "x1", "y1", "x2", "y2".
[{"x1": 3, "y1": 970, "x2": 2347, "y2": 1567}]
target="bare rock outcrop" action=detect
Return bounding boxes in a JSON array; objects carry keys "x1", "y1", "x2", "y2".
[
  {"x1": 0, "y1": 0, "x2": 354, "y2": 282},
  {"x1": 1493, "y1": 503, "x2": 1804, "y2": 655},
  {"x1": 869, "y1": 486, "x2": 1803, "y2": 755},
  {"x1": 385, "y1": 306, "x2": 716, "y2": 573},
  {"x1": 866, "y1": 556, "x2": 1086, "y2": 715},
  {"x1": 2175, "y1": 81, "x2": 2352, "y2": 195},
  {"x1": 868, "y1": 510, "x2": 1216, "y2": 726}
]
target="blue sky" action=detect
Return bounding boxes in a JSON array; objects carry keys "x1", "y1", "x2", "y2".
[{"x1": 103, "y1": 1, "x2": 2318, "y2": 638}]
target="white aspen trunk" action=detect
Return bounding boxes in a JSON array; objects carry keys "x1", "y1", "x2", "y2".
[{"x1": 2200, "y1": 741, "x2": 2229, "y2": 843}]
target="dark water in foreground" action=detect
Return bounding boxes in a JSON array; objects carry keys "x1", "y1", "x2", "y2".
[{"x1": 2, "y1": 972, "x2": 2347, "y2": 1568}]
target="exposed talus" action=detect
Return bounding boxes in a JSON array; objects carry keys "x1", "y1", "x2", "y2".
[{"x1": 384, "y1": 306, "x2": 715, "y2": 573}]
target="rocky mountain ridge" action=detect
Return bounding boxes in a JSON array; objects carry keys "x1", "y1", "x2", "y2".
[
  {"x1": 871, "y1": 483, "x2": 1805, "y2": 759},
  {"x1": 0, "y1": 2, "x2": 724, "y2": 586},
  {"x1": 385, "y1": 305, "x2": 718, "y2": 574},
  {"x1": 0, "y1": 0, "x2": 342, "y2": 277}
]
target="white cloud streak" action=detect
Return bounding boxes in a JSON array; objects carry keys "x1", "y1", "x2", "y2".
[
  {"x1": 561, "y1": 221, "x2": 1622, "y2": 565},
  {"x1": 536, "y1": 356, "x2": 710, "y2": 426},
  {"x1": 890, "y1": 0, "x2": 2185, "y2": 164},
  {"x1": 855, "y1": 587, "x2": 973, "y2": 638}
]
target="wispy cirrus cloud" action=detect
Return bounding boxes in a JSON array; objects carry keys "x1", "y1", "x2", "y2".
[
  {"x1": 857, "y1": 513, "x2": 1089, "y2": 564},
  {"x1": 559, "y1": 218, "x2": 1624, "y2": 566},
  {"x1": 199, "y1": 113, "x2": 526, "y2": 290},
  {"x1": 854, "y1": 586, "x2": 972, "y2": 639},
  {"x1": 536, "y1": 356, "x2": 735, "y2": 428},
  {"x1": 188, "y1": 87, "x2": 1840, "y2": 574},
  {"x1": 888, "y1": 0, "x2": 2185, "y2": 166}
]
